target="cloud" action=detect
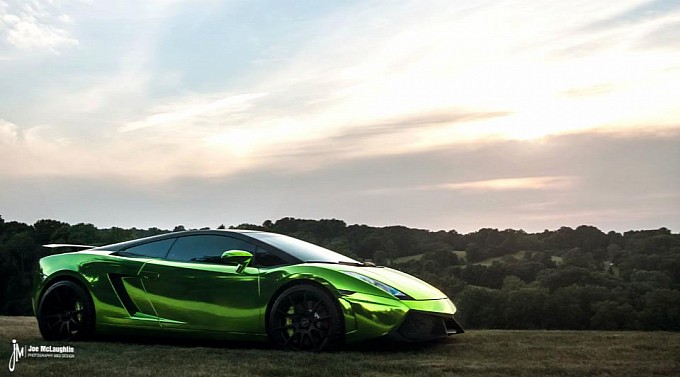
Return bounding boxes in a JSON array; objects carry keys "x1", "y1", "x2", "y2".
[
  {"x1": 328, "y1": 111, "x2": 512, "y2": 143},
  {"x1": 0, "y1": 0, "x2": 78, "y2": 51},
  {"x1": 357, "y1": 176, "x2": 576, "y2": 196},
  {"x1": 2, "y1": 129, "x2": 677, "y2": 233},
  {"x1": 119, "y1": 92, "x2": 270, "y2": 132},
  {"x1": 0, "y1": 118, "x2": 18, "y2": 144},
  {"x1": 145, "y1": 0, "x2": 680, "y2": 155},
  {"x1": 3, "y1": 0, "x2": 680, "y2": 182},
  {"x1": 1, "y1": 0, "x2": 679, "y2": 234},
  {"x1": 560, "y1": 83, "x2": 616, "y2": 98},
  {"x1": 426, "y1": 176, "x2": 577, "y2": 192},
  {"x1": 637, "y1": 20, "x2": 680, "y2": 50}
]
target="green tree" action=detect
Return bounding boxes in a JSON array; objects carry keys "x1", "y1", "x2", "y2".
[
  {"x1": 33, "y1": 219, "x2": 68, "y2": 244},
  {"x1": 639, "y1": 289, "x2": 680, "y2": 330},
  {"x1": 543, "y1": 289, "x2": 586, "y2": 329},
  {"x1": 503, "y1": 288, "x2": 549, "y2": 329},
  {"x1": 455, "y1": 286, "x2": 506, "y2": 328},
  {"x1": 590, "y1": 301, "x2": 637, "y2": 330}
]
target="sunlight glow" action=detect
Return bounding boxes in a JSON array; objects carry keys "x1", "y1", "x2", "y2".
[{"x1": 1, "y1": 0, "x2": 679, "y2": 180}]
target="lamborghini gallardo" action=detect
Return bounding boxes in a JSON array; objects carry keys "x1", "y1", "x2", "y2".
[{"x1": 32, "y1": 230, "x2": 463, "y2": 350}]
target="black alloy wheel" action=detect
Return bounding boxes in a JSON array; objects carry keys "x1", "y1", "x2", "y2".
[
  {"x1": 269, "y1": 284, "x2": 343, "y2": 351},
  {"x1": 37, "y1": 280, "x2": 95, "y2": 341}
]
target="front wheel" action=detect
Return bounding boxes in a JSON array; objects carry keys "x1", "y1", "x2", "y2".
[
  {"x1": 37, "y1": 280, "x2": 95, "y2": 341},
  {"x1": 268, "y1": 284, "x2": 343, "y2": 351}
]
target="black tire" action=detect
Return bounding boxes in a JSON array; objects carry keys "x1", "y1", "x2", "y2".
[
  {"x1": 37, "y1": 280, "x2": 95, "y2": 341},
  {"x1": 268, "y1": 284, "x2": 343, "y2": 351}
]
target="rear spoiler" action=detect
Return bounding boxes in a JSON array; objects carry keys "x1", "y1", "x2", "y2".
[{"x1": 43, "y1": 244, "x2": 95, "y2": 251}]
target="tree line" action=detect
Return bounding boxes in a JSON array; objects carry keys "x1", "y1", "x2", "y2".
[{"x1": 1, "y1": 215, "x2": 678, "y2": 330}]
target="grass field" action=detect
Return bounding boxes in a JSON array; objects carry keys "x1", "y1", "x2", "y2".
[{"x1": 1, "y1": 316, "x2": 678, "y2": 377}]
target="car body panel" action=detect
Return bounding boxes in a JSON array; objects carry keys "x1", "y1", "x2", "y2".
[
  {"x1": 138, "y1": 260, "x2": 261, "y2": 332},
  {"x1": 319, "y1": 264, "x2": 448, "y2": 300},
  {"x1": 33, "y1": 230, "x2": 463, "y2": 344}
]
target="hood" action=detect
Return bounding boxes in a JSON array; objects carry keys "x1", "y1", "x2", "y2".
[{"x1": 332, "y1": 265, "x2": 447, "y2": 300}]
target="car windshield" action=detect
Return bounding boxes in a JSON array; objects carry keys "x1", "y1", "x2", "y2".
[{"x1": 251, "y1": 233, "x2": 360, "y2": 264}]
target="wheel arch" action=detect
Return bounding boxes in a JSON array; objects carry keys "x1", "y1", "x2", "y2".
[
  {"x1": 38, "y1": 272, "x2": 95, "y2": 313},
  {"x1": 36, "y1": 272, "x2": 97, "y2": 341},
  {"x1": 264, "y1": 278, "x2": 345, "y2": 333}
]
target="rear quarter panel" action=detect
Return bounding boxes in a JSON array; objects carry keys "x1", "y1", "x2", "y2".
[{"x1": 34, "y1": 251, "x2": 151, "y2": 329}]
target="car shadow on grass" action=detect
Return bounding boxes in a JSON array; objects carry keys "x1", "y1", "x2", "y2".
[
  {"x1": 92, "y1": 333, "x2": 275, "y2": 350},
  {"x1": 344, "y1": 336, "x2": 457, "y2": 353},
  {"x1": 92, "y1": 332, "x2": 459, "y2": 353}
]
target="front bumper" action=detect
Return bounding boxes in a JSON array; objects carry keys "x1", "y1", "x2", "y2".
[
  {"x1": 340, "y1": 293, "x2": 464, "y2": 343},
  {"x1": 388, "y1": 310, "x2": 464, "y2": 342}
]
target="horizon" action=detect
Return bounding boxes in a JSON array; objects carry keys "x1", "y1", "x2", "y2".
[
  {"x1": 1, "y1": 1, "x2": 679, "y2": 233},
  {"x1": 2, "y1": 214, "x2": 676, "y2": 236}
]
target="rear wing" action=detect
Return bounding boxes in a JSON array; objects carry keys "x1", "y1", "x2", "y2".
[{"x1": 42, "y1": 244, "x2": 95, "y2": 251}]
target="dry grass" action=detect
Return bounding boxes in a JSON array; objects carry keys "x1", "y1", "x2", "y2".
[{"x1": 1, "y1": 316, "x2": 678, "y2": 377}]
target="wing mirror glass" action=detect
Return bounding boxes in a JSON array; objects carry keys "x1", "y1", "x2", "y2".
[{"x1": 221, "y1": 250, "x2": 253, "y2": 272}]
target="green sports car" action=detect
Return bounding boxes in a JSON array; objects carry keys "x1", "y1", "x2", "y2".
[{"x1": 33, "y1": 230, "x2": 463, "y2": 350}]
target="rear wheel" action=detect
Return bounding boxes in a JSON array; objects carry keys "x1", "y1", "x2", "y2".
[
  {"x1": 268, "y1": 284, "x2": 343, "y2": 351},
  {"x1": 37, "y1": 280, "x2": 95, "y2": 341}
]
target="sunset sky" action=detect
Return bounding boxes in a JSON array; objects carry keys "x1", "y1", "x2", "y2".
[{"x1": 1, "y1": 0, "x2": 679, "y2": 233}]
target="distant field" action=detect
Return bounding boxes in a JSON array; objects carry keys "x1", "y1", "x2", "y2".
[
  {"x1": 1, "y1": 316, "x2": 678, "y2": 377},
  {"x1": 475, "y1": 250, "x2": 526, "y2": 265},
  {"x1": 392, "y1": 250, "x2": 567, "y2": 267},
  {"x1": 393, "y1": 250, "x2": 466, "y2": 264}
]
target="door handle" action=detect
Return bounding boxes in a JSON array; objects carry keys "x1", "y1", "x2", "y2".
[{"x1": 140, "y1": 271, "x2": 159, "y2": 280}]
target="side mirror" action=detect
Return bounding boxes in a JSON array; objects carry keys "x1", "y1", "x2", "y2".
[{"x1": 221, "y1": 250, "x2": 253, "y2": 273}]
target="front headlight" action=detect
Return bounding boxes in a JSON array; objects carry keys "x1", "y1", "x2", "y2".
[{"x1": 342, "y1": 271, "x2": 413, "y2": 300}]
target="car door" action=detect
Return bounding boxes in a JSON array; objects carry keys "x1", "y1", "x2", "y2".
[{"x1": 138, "y1": 234, "x2": 261, "y2": 333}]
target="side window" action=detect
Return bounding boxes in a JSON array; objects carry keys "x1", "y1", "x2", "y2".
[
  {"x1": 255, "y1": 247, "x2": 289, "y2": 267},
  {"x1": 119, "y1": 238, "x2": 176, "y2": 259},
  {"x1": 166, "y1": 235, "x2": 256, "y2": 264}
]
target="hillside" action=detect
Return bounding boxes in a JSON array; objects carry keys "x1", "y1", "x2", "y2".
[{"x1": 1, "y1": 216, "x2": 679, "y2": 330}]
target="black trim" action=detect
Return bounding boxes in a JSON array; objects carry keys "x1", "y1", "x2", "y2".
[
  {"x1": 108, "y1": 274, "x2": 140, "y2": 316},
  {"x1": 388, "y1": 311, "x2": 465, "y2": 342}
]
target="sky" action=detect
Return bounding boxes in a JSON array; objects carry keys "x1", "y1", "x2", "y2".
[{"x1": 0, "y1": 0, "x2": 679, "y2": 233}]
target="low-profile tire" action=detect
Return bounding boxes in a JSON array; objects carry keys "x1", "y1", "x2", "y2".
[
  {"x1": 37, "y1": 280, "x2": 95, "y2": 341},
  {"x1": 268, "y1": 284, "x2": 343, "y2": 351}
]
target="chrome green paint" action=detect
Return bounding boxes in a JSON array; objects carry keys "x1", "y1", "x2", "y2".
[
  {"x1": 33, "y1": 248, "x2": 460, "y2": 344},
  {"x1": 340, "y1": 292, "x2": 409, "y2": 342},
  {"x1": 403, "y1": 298, "x2": 456, "y2": 314},
  {"x1": 220, "y1": 250, "x2": 253, "y2": 259},
  {"x1": 139, "y1": 259, "x2": 260, "y2": 332},
  {"x1": 120, "y1": 276, "x2": 157, "y2": 320},
  {"x1": 329, "y1": 265, "x2": 448, "y2": 300},
  {"x1": 220, "y1": 250, "x2": 253, "y2": 273}
]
